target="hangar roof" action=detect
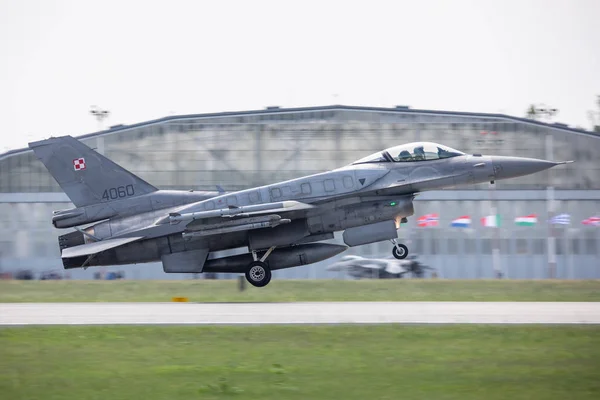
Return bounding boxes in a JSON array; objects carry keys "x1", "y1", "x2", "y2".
[{"x1": 1, "y1": 104, "x2": 597, "y2": 159}]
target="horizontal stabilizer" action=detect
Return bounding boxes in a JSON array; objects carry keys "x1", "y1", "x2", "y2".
[{"x1": 61, "y1": 236, "x2": 144, "y2": 258}]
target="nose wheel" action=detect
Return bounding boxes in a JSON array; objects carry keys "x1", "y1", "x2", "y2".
[{"x1": 391, "y1": 239, "x2": 408, "y2": 260}]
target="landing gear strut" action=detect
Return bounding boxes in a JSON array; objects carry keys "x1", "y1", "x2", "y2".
[
  {"x1": 391, "y1": 239, "x2": 408, "y2": 260},
  {"x1": 245, "y1": 246, "x2": 275, "y2": 287}
]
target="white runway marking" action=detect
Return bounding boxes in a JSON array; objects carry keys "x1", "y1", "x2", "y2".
[{"x1": 2, "y1": 302, "x2": 600, "y2": 325}]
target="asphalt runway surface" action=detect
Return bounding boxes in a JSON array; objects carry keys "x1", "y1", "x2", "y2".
[{"x1": 2, "y1": 302, "x2": 600, "y2": 325}]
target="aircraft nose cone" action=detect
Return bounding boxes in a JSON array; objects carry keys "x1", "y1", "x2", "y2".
[{"x1": 491, "y1": 156, "x2": 558, "y2": 180}]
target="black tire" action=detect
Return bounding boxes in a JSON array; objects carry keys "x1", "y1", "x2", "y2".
[
  {"x1": 392, "y1": 244, "x2": 408, "y2": 260},
  {"x1": 245, "y1": 261, "x2": 272, "y2": 287}
]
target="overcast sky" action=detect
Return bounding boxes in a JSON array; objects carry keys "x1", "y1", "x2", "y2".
[{"x1": 0, "y1": 0, "x2": 598, "y2": 152}]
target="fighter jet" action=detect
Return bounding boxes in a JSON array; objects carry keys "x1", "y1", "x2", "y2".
[
  {"x1": 327, "y1": 254, "x2": 431, "y2": 279},
  {"x1": 29, "y1": 137, "x2": 570, "y2": 287}
]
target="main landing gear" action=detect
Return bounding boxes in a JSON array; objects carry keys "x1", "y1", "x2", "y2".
[
  {"x1": 245, "y1": 246, "x2": 275, "y2": 287},
  {"x1": 391, "y1": 239, "x2": 408, "y2": 260}
]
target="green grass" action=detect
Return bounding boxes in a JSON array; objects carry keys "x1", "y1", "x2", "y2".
[
  {"x1": 1, "y1": 325, "x2": 599, "y2": 400},
  {"x1": 1, "y1": 279, "x2": 600, "y2": 303}
]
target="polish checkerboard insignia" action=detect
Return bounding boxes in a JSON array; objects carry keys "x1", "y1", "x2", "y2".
[{"x1": 73, "y1": 158, "x2": 86, "y2": 171}]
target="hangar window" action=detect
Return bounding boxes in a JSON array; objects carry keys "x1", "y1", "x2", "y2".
[
  {"x1": 481, "y1": 239, "x2": 492, "y2": 254},
  {"x1": 570, "y1": 239, "x2": 579, "y2": 255},
  {"x1": 465, "y1": 239, "x2": 477, "y2": 254},
  {"x1": 447, "y1": 238, "x2": 458, "y2": 254},
  {"x1": 556, "y1": 238, "x2": 565, "y2": 255},
  {"x1": 532, "y1": 239, "x2": 545, "y2": 254},
  {"x1": 413, "y1": 238, "x2": 423, "y2": 253},
  {"x1": 516, "y1": 238, "x2": 528, "y2": 254},
  {"x1": 584, "y1": 238, "x2": 597, "y2": 255}
]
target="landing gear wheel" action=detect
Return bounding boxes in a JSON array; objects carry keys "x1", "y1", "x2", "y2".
[
  {"x1": 392, "y1": 244, "x2": 408, "y2": 260},
  {"x1": 245, "y1": 261, "x2": 272, "y2": 287}
]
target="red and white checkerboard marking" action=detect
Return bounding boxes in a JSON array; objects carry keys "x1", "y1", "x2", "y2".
[{"x1": 73, "y1": 158, "x2": 86, "y2": 171}]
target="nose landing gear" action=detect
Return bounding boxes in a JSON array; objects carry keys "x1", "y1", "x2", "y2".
[{"x1": 391, "y1": 239, "x2": 408, "y2": 260}]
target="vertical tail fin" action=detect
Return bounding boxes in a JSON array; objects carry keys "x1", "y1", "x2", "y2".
[{"x1": 29, "y1": 135, "x2": 157, "y2": 207}]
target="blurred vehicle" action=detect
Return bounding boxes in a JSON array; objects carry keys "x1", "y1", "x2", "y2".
[
  {"x1": 39, "y1": 270, "x2": 63, "y2": 280},
  {"x1": 105, "y1": 271, "x2": 125, "y2": 280},
  {"x1": 14, "y1": 269, "x2": 34, "y2": 280},
  {"x1": 327, "y1": 254, "x2": 432, "y2": 279},
  {"x1": 93, "y1": 271, "x2": 125, "y2": 280}
]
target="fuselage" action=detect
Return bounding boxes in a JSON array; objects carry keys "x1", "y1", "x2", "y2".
[
  {"x1": 57, "y1": 142, "x2": 563, "y2": 269},
  {"x1": 64, "y1": 153, "x2": 487, "y2": 266}
]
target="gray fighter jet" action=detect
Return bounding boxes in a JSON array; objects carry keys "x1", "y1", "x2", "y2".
[
  {"x1": 327, "y1": 254, "x2": 432, "y2": 279},
  {"x1": 29, "y1": 137, "x2": 570, "y2": 287}
]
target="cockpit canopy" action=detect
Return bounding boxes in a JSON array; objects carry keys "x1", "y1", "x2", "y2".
[{"x1": 353, "y1": 142, "x2": 465, "y2": 164}]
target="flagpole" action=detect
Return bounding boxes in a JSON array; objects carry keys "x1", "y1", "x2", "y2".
[
  {"x1": 567, "y1": 228, "x2": 574, "y2": 280},
  {"x1": 490, "y1": 182, "x2": 501, "y2": 279},
  {"x1": 546, "y1": 134, "x2": 556, "y2": 279}
]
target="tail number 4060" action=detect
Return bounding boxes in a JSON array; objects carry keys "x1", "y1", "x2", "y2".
[{"x1": 102, "y1": 185, "x2": 135, "y2": 201}]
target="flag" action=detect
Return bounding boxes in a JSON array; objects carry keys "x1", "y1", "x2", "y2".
[
  {"x1": 451, "y1": 216, "x2": 471, "y2": 228},
  {"x1": 550, "y1": 213, "x2": 570, "y2": 225},
  {"x1": 582, "y1": 216, "x2": 600, "y2": 226},
  {"x1": 481, "y1": 215, "x2": 500, "y2": 227},
  {"x1": 417, "y1": 214, "x2": 439, "y2": 227},
  {"x1": 515, "y1": 214, "x2": 537, "y2": 226}
]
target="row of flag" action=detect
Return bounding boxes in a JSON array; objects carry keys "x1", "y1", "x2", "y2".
[{"x1": 415, "y1": 214, "x2": 600, "y2": 228}]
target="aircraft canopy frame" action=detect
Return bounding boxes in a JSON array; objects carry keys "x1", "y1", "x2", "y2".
[{"x1": 352, "y1": 142, "x2": 465, "y2": 164}]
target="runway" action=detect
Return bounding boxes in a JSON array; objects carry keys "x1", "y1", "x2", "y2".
[{"x1": 1, "y1": 302, "x2": 600, "y2": 325}]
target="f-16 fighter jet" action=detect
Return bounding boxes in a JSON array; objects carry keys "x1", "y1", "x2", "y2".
[
  {"x1": 327, "y1": 254, "x2": 432, "y2": 279},
  {"x1": 29, "y1": 137, "x2": 570, "y2": 287}
]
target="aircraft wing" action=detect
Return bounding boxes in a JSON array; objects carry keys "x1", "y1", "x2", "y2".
[{"x1": 61, "y1": 236, "x2": 144, "y2": 258}]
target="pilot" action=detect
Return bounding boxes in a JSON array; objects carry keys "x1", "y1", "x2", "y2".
[
  {"x1": 413, "y1": 146, "x2": 425, "y2": 161},
  {"x1": 398, "y1": 150, "x2": 412, "y2": 161}
]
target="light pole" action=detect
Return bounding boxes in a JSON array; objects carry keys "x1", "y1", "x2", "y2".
[
  {"x1": 89, "y1": 105, "x2": 109, "y2": 279},
  {"x1": 490, "y1": 181, "x2": 502, "y2": 279},
  {"x1": 535, "y1": 105, "x2": 559, "y2": 279},
  {"x1": 89, "y1": 105, "x2": 110, "y2": 131},
  {"x1": 483, "y1": 128, "x2": 502, "y2": 278}
]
